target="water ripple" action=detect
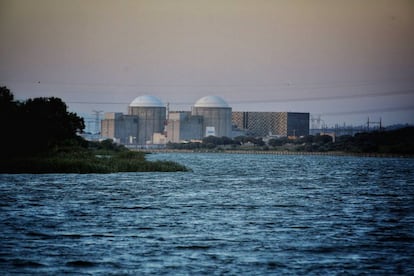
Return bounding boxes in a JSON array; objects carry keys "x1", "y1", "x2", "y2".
[{"x1": 1, "y1": 154, "x2": 414, "y2": 274}]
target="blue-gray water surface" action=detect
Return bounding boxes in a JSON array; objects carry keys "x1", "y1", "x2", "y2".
[{"x1": 1, "y1": 153, "x2": 414, "y2": 275}]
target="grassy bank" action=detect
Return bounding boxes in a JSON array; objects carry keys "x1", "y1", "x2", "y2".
[{"x1": 0, "y1": 147, "x2": 189, "y2": 174}]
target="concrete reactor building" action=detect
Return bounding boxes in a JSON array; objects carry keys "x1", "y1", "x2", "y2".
[
  {"x1": 101, "y1": 95, "x2": 166, "y2": 145},
  {"x1": 128, "y1": 95, "x2": 166, "y2": 145},
  {"x1": 165, "y1": 96, "x2": 232, "y2": 143},
  {"x1": 192, "y1": 96, "x2": 232, "y2": 138},
  {"x1": 166, "y1": 111, "x2": 203, "y2": 143},
  {"x1": 101, "y1": 112, "x2": 138, "y2": 144}
]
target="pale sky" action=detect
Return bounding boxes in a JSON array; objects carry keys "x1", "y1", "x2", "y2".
[{"x1": 1, "y1": 0, "x2": 413, "y2": 129}]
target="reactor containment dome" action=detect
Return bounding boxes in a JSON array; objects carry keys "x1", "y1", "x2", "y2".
[
  {"x1": 194, "y1": 95, "x2": 229, "y2": 108},
  {"x1": 129, "y1": 95, "x2": 164, "y2": 107},
  {"x1": 192, "y1": 95, "x2": 232, "y2": 137},
  {"x1": 128, "y1": 95, "x2": 166, "y2": 145}
]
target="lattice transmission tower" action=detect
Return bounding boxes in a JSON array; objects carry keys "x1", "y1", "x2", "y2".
[{"x1": 92, "y1": 110, "x2": 103, "y2": 135}]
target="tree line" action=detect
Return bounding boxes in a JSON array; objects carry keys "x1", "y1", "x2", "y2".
[
  {"x1": 167, "y1": 127, "x2": 414, "y2": 154},
  {"x1": 0, "y1": 86, "x2": 85, "y2": 157},
  {"x1": 0, "y1": 86, "x2": 189, "y2": 173}
]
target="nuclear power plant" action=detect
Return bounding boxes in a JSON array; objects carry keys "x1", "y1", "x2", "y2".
[
  {"x1": 101, "y1": 95, "x2": 166, "y2": 145},
  {"x1": 101, "y1": 95, "x2": 309, "y2": 146},
  {"x1": 192, "y1": 96, "x2": 232, "y2": 137},
  {"x1": 128, "y1": 95, "x2": 166, "y2": 145}
]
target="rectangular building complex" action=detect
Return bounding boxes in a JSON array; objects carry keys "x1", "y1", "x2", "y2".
[
  {"x1": 232, "y1": 112, "x2": 309, "y2": 137},
  {"x1": 101, "y1": 112, "x2": 139, "y2": 144}
]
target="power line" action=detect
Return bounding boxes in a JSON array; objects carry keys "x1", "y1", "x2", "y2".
[
  {"x1": 230, "y1": 89, "x2": 414, "y2": 104},
  {"x1": 69, "y1": 101, "x2": 128, "y2": 105},
  {"x1": 3, "y1": 78, "x2": 414, "y2": 90},
  {"x1": 66, "y1": 89, "x2": 414, "y2": 105},
  {"x1": 319, "y1": 105, "x2": 414, "y2": 116}
]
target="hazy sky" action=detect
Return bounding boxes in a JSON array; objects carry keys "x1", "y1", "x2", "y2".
[{"x1": 1, "y1": 0, "x2": 413, "y2": 128}]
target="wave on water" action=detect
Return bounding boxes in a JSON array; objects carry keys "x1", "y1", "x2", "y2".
[{"x1": 1, "y1": 154, "x2": 414, "y2": 274}]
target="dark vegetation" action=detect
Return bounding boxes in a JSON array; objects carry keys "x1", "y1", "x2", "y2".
[
  {"x1": 167, "y1": 136, "x2": 265, "y2": 150},
  {"x1": 276, "y1": 129, "x2": 414, "y2": 154},
  {"x1": 167, "y1": 128, "x2": 414, "y2": 155},
  {"x1": 0, "y1": 86, "x2": 188, "y2": 173}
]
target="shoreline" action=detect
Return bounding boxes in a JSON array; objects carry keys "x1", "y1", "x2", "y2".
[{"x1": 133, "y1": 149, "x2": 413, "y2": 158}]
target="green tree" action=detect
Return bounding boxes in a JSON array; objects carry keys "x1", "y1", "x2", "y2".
[
  {"x1": 0, "y1": 86, "x2": 14, "y2": 107},
  {"x1": 268, "y1": 137, "x2": 289, "y2": 147},
  {"x1": 23, "y1": 97, "x2": 85, "y2": 151},
  {"x1": 0, "y1": 87, "x2": 20, "y2": 156},
  {"x1": 0, "y1": 87, "x2": 85, "y2": 157},
  {"x1": 313, "y1": 134, "x2": 332, "y2": 144}
]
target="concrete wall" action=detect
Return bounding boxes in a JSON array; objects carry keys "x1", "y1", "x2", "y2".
[
  {"x1": 101, "y1": 113, "x2": 139, "y2": 144},
  {"x1": 128, "y1": 106, "x2": 166, "y2": 144},
  {"x1": 166, "y1": 112, "x2": 203, "y2": 142},
  {"x1": 101, "y1": 118, "x2": 115, "y2": 139},
  {"x1": 192, "y1": 107, "x2": 232, "y2": 137}
]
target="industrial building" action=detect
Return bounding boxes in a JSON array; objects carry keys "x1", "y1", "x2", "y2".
[
  {"x1": 166, "y1": 111, "x2": 203, "y2": 143},
  {"x1": 232, "y1": 111, "x2": 310, "y2": 137},
  {"x1": 101, "y1": 112, "x2": 138, "y2": 144},
  {"x1": 101, "y1": 94, "x2": 310, "y2": 145},
  {"x1": 165, "y1": 96, "x2": 232, "y2": 143},
  {"x1": 191, "y1": 96, "x2": 232, "y2": 138},
  {"x1": 128, "y1": 95, "x2": 166, "y2": 145},
  {"x1": 101, "y1": 95, "x2": 166, "y2": 145}
]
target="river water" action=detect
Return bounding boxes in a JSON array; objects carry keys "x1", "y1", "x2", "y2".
[{"x1": 1, "y1": 153, "x2": 414, "y2": 275}]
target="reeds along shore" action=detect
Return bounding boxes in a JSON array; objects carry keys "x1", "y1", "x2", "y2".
[{"x1": 0, "y1": 151, "x2": 189, "y2": 174}]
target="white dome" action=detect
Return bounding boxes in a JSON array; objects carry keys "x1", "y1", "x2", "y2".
[
  {"x1": 129, "y1": 95, "x2": 164, "y2": 107},
  {"x1": 194, "y1": 96, "x2": 229, "y2": 108}
]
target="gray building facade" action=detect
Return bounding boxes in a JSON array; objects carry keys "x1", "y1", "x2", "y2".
[
  {"x1": 191, "y1": 96, "x2": 232, "y2": 138},
  {"x1": 101, "y1": 112, "x2": 138, "y2": 144},
  {"x1": 127, "y1": 95, "x2": 166, "y2": 145},
  {"x1": 232, "y1": 111, "x2": 309, "y2": 137},
  {"x1": 101, "y1": 95, "x2": 166, "y2": 145},
  {"x1": 166, "y1": 111, "x2": 203, "y2": 143}
]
